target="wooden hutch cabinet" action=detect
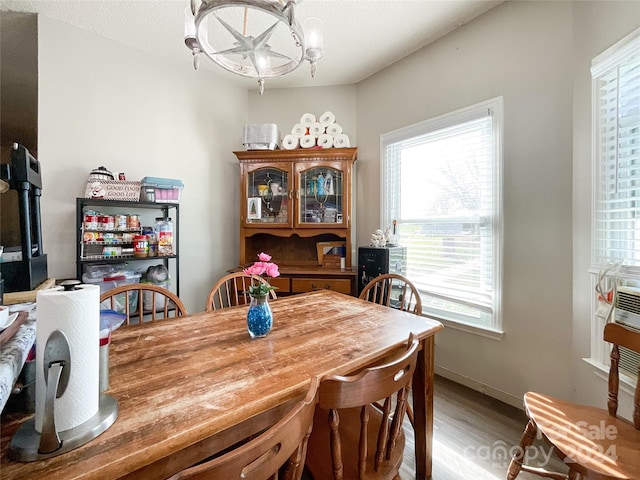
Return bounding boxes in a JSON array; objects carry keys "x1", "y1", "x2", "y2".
[{"x1": 235, "y1": 147, "x2": 357, "y2": 295}]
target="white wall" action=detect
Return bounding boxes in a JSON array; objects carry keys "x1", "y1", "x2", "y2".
[
  {"x1": 572, "y1": 2, "x2": 640, "y2": 416},
  {"x1": 355, "y1": 0, "x2": 575, "y2": 406},
  {"x1": 37, "y1": 16, "x2": 248, "y2": 313},
  {"x1": 247, "y1": 85, "x2": 357, "y2": 148}
]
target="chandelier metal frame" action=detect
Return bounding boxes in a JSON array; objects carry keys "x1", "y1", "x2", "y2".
[{"x1": 185, "y1": 0, "x2": 322, "y2": 94}]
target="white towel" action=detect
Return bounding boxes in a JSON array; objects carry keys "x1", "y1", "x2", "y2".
[
  {"x1": 326, "y1": 123, "x2": 343, "y2": 136},
  {"x1": 300, "y1": 113, "x2": 316, "y2": 127},
  {"x1": 282, "y1": 134, "x2": 299, "y2": 150},
  {"x1": 291, "y1": 123, "x2": 306, "y2": 138},
  {"x1": 300, "y1": 134, "x2": 316, "y2": 148},
  {"x1": 319, "y1": 111, "x2": 336, "y2": 127},
  {"x1": 309, "y1": 122, "x2": 325, "y2": 137},
  {"x1": 334, "y1": 134, "x2": 350, "y2": 148},
  {"x1": 318, "y1": 134, "x2": 334, "y2": 149}
]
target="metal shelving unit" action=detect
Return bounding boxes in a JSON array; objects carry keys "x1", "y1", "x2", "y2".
[{"x1": 75, "y1": 198, "x2": 180, "y2": 295}]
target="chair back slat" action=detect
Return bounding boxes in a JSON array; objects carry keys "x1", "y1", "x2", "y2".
[
  {"x1": 308, "y1": 334, "x2": 419, "y2": 479},
  {"x1": 100, "y1": 284, "x2": 187, "y2": 325},
  {"x1": 359, "y1": 274, "x2": 422, "y2": 316},
  {"x1": 206, "y1": 272, "x2": 277, "y2": 311}
]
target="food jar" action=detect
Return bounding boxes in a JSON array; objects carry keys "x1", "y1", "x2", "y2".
[
  {"x1": 128, "y1": 214, "x2": 140, "y2": 229},
  {"x1": 155, "y1": 218, "x2": 174, "y2": 256},
  {"x1": 133, "y1": 235, "x2": 148, "y2": 258}
]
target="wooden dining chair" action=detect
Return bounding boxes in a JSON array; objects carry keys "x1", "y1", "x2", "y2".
[
  {"x1": 100, "y1": 283, "x2": 187, "y2": 325},
  {"x1": 359, "y1": 273, "x2": 422, "y2": 428},
  {"x1": 305, "y1": 334, "x2": 419, "y2": 480},
  {"x1": 167, "y1": 377, "x2": 319, "y2": 480},
  {"x1": 205, "y1": 272, "x2": 277, "y2": 311},
  {"x1": 359, "y1": 273, "x2": 422, "y2": 316},
  {"x1": 507, "y1": 322, "x2": 640, "y2": 480}
]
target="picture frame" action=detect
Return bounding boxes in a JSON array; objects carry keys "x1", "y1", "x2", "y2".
[
  {"x1": 247, "y1": 197, "x2": 262, "y2": 220},
  {"x1": 316, "y1": 241, "x2": 346, "y2": 266}
]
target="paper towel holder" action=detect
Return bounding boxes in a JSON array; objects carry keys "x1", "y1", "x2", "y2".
[{"x1": 8, "y1": 324, "x2": 119, "y2": 461}]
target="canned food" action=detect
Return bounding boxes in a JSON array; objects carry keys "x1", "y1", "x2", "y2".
[
  {"x1": 115, "y1": 214, "x2": 128, "y2": 230},
  {"x1": 128, "y1": 215, "x2": 140, "y2": 229},
  {"x1": 83, "y1": 231, "x2": 98, "y2": 242},
  {"x1": 100, "y1": 215, "x2": 115, "y2": 231},
  {"x1": 84, "y1": 212, "x2": 98, "y2": 230}
]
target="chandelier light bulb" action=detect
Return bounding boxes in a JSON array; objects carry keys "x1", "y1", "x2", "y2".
[
  {"x1": 257, "y1": 54, "x2": 271, "y2": 74},
  {"x1": 304, "y1": 17, "x2": 323, "y2": 51},
  {"x1": 184, "y1": 7, "x2": 196, "y2": 39},
  {"x1": 184, "y1": 7, "x2": 201, "y2": 70},
  {"x1": 304, "y1": 17, "x2": 323, "y2": 78}
]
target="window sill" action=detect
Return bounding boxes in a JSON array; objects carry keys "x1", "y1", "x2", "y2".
[
  {"x1": 425, "y1": 315, "x2": 504, "y2": 340},
  {"x1": 582, "y1": 357, "x2": 638, "y2": 396}
]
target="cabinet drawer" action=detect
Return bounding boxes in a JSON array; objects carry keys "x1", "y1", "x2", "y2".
[
  {"x1": 269, "y1": 276, "x2": 291, "y2": 293},
  {"x1": 292, "y1": 278, "x2": 352, "y2": 295}
]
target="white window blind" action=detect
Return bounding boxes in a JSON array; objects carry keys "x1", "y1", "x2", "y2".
[
  {"x1": 590, "y1": 28, "x2": 640, "y2": 381},
  {"x1": 592, "y1": 27, "x2": 640, "y2": 273},
  {"x1": 381, "y1": 98, "x2": 503, "y2": 332}
]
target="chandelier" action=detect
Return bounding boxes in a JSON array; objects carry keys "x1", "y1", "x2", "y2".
[{"x1": 184, "y1": 0, "x2": 323, "y2": 94}]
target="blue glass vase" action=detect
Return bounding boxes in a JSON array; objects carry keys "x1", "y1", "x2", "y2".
[{"x1": 247, "y1": 295, "x2": 273, "y2": 338}]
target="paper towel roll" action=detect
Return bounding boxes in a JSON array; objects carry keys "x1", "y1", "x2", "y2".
[
  {"x1": 318, "y1": 133, "x2": 334, "y2": 149},
  {"x1": 282, "y1": 134, "x2": 299, "y2": 150},
  {"x1": 334, "y1": 133, "x2": 351, "y2": 148},
  {"x1": 309, "y1": 122, "x2": 325, "y2": 137},
  {"x1": 319, "y1": 111, "x2": 336, "y2": 127},
  {"x1": 291, "y1": 123, "x2": 306, "y2": 138},
  {"x1": 326, "y1": 123, "x2": 343, "y2": 136},
  {"x1": 35, "y1": 284, "x2": 100, "y2": 433},
  {"x1": 300, "y1": 113, "x2": 316, "y2": 127},
  {"x1": 300, "y1": 134, "x2": 316, "y2": 148}
]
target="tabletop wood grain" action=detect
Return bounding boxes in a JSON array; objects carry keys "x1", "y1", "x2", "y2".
[{"x1": 0, "y1": 290, "x2": 443, "y2": 480}]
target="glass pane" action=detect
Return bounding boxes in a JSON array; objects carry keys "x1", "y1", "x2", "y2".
[
  {"x1": 247, "y1": 168, "x2": 289, "y2": 224},
  {"x1": 299, "y1": 167, "x2": 343, "y2": 224}
]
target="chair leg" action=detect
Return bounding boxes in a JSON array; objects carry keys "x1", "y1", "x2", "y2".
[{"x1": 507, "y1": 420, "x2": 537, "y2": 480}]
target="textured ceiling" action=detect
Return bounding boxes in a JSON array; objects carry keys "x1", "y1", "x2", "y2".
[{"x1": 0, "y1": 0, "x2": 503, "y2": 90}]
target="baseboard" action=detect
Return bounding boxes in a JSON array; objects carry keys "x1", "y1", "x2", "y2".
[{"x1": 435, "y1": 366, "x2": 523, "y2": 410}]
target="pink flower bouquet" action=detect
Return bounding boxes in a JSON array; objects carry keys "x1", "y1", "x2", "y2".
[{"x1": 243, "y1": 252, "x2": 280, "y2": 297}]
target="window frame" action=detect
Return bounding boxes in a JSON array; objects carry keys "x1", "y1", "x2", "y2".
[
  {"x1": 588, "y1": 26, "x2": 640, "y2": 381},
  {"x1": 380, "y1": 97, "x2": 504, "y2": 337}
]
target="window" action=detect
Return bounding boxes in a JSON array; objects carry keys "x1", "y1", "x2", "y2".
[
  {"x1": 381, "y1": 97, "x2": 503, "y2": 335},
  {"x1": 589, "y1": 27, "x2": 640, "y2": 380},
  {"x1": 592, "y1": 28, "x2": 640, "y2": 271}
]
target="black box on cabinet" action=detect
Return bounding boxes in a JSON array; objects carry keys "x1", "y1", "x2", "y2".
[{"x1": 357, "y1": 246, "x2": 406, "y2": 295}]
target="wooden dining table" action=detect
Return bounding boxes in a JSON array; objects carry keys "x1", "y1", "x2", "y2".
[{"x1": 0, "y1": 289, "x2": 443, "y2": 479}]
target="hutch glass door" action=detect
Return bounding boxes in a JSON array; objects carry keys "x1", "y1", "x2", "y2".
[
  {"x1": 297, "y1": 166, "x2": 344, "y2": 226},
  {"x1": 246, "y1": 166, "x2": 290, "y2": 225}
]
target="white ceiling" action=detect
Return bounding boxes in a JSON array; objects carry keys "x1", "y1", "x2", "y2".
[{"x1": 1, "y1": 0, "x2": 503, "y2": 91}]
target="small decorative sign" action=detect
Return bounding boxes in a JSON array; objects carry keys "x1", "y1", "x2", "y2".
[{"x1": 85, "y1": 180, "x2": 141, "y2": 201}]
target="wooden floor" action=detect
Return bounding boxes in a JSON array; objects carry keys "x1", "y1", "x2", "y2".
[{"x1": 399, "y1": 375, "x2": 568, "y2": 480}]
